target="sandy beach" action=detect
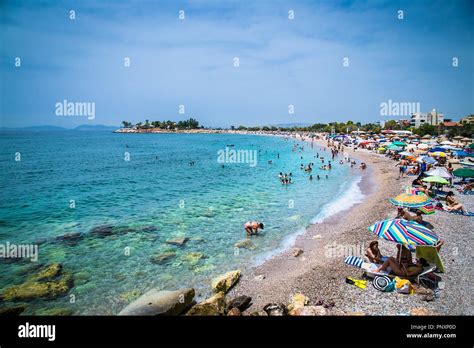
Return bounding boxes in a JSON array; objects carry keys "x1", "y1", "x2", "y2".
[{"x1": 229, "y1": 137, "x2": 473, "y2": 315}]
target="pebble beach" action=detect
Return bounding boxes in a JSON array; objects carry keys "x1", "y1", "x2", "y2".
[{"x1": 229, "y1": 136, "x2": 474, "y2": 316}]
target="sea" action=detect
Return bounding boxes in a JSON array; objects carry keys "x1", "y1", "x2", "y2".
[{"x1": 0, "y1": 131, "x2": 364, "y2": 314}]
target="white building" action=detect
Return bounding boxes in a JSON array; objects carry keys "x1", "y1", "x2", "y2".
[{"x1": 410, "y1": 108, "x2": 444, "y2": 128}]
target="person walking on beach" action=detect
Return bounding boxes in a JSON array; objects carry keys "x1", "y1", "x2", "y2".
[{"x1": 244, "y1": 221, "x2": 264, "y2": 236}]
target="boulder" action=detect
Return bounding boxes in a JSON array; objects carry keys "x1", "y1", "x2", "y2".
[
  {"x1": 290, "y1": 305, "x2": 327, "y2": 316},
  {"x1": 227, "y1": 308, "x2": 241, "y2": 316},
  {"x1": 287, "y1": 293, "x2": 309, "y2": 312},
  {"x1": 292, "y1": 248, "x2": 303, "y2": 257},
  {"x1": 234, "y1": 239, "x2": 256, "y2": 250},
  {"x1": 166, "y1": 237, "x2": 189, "y2": 246},
  {"x1": 185, "y1": 292, "x2": 226, "y2": 316},
  {"x1": 141, "y1": 226, "x2": 158, "y2": 232},
  {"x1": 118, "y1": 288, "x2": 195, "y2": 316},
  {"x1": 90, "y1": 225, "x2": 114, "y2": 238},
  {"x1": 150, "y1": 252, "x2": 176, "y2": 264},
  {"x1": 0, "y1": 304, "x2": 27, "y2": 316},
  {"x1": 263, "y1": 303, "x2": 287, "y2": 316},
  {"x1": 226, "y1": 295, "x2": 252, "y2": 312},
  {"x1": 211, "y1": 270, "x2": 241, "y2": 293}
]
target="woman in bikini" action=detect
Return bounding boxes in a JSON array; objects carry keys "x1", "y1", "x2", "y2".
[{"x1": 244, "y1": 221, "x2": 264, "y2": 236}]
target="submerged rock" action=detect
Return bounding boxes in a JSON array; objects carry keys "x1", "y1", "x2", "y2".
[
  {"x1": 55, "y1": 232, "x2": 83, "y2": 245},
  {"x1": 181, "y1": 252, "x2": 204, "y2": 265},
  {"x1": 185, "y1": 292, "x2": 226, "y2": 316},
  {"x1": 1, "y1": 272, "x2": 73, "y2": 301},
  {"x1": 226, "y1": 295, "x2": 252, "y2": 312},
  {"x1": 118, "y1": 288, "x2": 195, "y2": 316},
  {"x1": 234, "y1": 239, "x2": 256, "y2": 250},
  {"x1": 211, "y1": 270, "x2": 241, "y2": 293},
  {"x1": 28, "y1": 263, "x2": 62, "y2": 282},
  {"x1": 89, "y1": 225, "x2": 114, "y2": 238},
  {"x1": 166, "y1": 237, "x2": 189, "y2": 246},
  {"x1": 35, "y1": 307, "x2": 74, "y2": 316},
  {"x1": 0, "y1": 304, "x2": 27, "y2": 316},
  {"x1": 141, "y1": 226, "x2": 158, "y2": 232},
  {"x1": 150, "y1": 252, "x2": 176, "y2": 264}
]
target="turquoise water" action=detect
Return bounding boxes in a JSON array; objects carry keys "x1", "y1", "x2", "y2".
[{"x1": 0, "y1": 131, "x2": 361, "y2": 314}]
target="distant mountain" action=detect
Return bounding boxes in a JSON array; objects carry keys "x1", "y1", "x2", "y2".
[{"x1": 74, "y1": 125, "x2": 118, "y2": 131}]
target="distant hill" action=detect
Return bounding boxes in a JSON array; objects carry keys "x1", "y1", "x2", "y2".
[{"x1": 74, "y1": 125, "x2": 118, "y2": 131}]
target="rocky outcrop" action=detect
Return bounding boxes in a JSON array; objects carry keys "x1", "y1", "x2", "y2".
[
  {"x1": 89, "y1": 225, "x2": 114, "y2": 238},
  {"x1": 211, "y1": 270, "x2": 241, "y2": 293},
  {"x1": 185, "y1": 292, "x2": 226, "y2": 316},
  {"x1": 290, "y1": 305, "x2": 327, "y2": 316},
  {"x1": 181, "y1": 252, "x2": 204, "y2": 265},
  {"x1": 118, "y1": 288, "x2": 195, "y2": 316},
  {"x1": 292, "y1": 248, "x2": 303, "y2": 257},
  {"x1": 227, "y1": 307, "x2": 241, "y2": 316},
  {"x1": 55, "y1": 232, "x2": 83, "y2": 245},
  {"x1": 287, "y1": 293, "x2": 309, "y2": 313},
  {"x1": 263, "y1": 303, "x2": 287, "y2": 316}
]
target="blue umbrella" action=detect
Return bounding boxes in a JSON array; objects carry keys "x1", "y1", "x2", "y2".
[
  {"x1": 429, "y1": 147, "x2": 446, "y2": 153},
  {"x1": 454, "y1": 150, "x2": 468, "y2": 157}
]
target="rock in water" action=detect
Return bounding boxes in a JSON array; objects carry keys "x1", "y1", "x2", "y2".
[
  {"x1": 150, "y1": 252, "x2": 176, "y2": 264},
  {"x1": 211, "y1": 270, "x2": 241, "y2": 293},
  {"x1": 263, "y1": 303, "x2": 287, "y2": 316},
  {"x1": 28, "y1": 263, "x2": 62, "y2": 282},
  {"x1": 55, "y1": 232, "x2": 83, "y2": 245},
  {"x1": 118, "y1": 288, "x2": 195, "y2": 316},
  {"x1": 1, "y1": 273, "x2": 74, "y2": 301},
  {"x1": 0, "y1": 305, "x2": 27, "y2": 316},
  {"x1": 181, "y1": 252, "x2": 204, "y2": 265},
  {"x1": 90, "y1": 225, "x2": 114, "y2": 238},
  {"x1": 185, "y1": 292, "x2": 225, "y2": 316},
  {"x1": 226, "y1": 296, "x2": 252, "y2": 312},
  {"x1": 234, "y1": 239, "x2": 256, "y2": 250},
  {"x1": 166, "y1": 237, "x2": 189, "y2": 246}
]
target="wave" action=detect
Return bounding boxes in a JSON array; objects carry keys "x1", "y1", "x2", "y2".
[{"x1": 253, "y1": 175, "x2": 365, "y2": 266}]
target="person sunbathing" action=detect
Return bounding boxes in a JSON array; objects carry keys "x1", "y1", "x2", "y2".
[
  {"x1": 365, "y1": 240, "x2": 385, "y2": 263},
  {"x1": 396, "y1": 207, "x2": 414, "y2": 221},
  {"x1": 413, "y1": 210, "x2": 424, "y2": 224},
  {"x1": 445, "y1": 192, "x2": 466, "y2": 213},
  {"x1": 372, "y1": 257, "x2": 428, "y2": 277}
]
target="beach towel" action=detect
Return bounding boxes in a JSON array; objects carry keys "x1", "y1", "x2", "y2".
[
  {"x1": 394, "y1": 277, "x2": 414, "y2": 294},
  {"x1": 447, "y1": 210, "x2": 474, "y2": 216},
  {"x1": 416, "y1": 246, "x2": 445, "y2": 273},
  {"x1": 344, "y1": 255, "x2": 364, "y2": 268}
]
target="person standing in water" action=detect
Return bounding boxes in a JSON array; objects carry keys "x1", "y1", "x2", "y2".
[{"x1": 244, "y1": 221, "x2": 264, "y2": 236}]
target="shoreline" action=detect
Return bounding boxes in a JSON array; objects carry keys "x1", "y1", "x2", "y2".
[{"x1": 229, "y1": 135, "x2": 473, "y2": 315}]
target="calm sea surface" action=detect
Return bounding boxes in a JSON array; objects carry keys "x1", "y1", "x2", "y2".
[{"x1": 0, "y1": 131, "x2": 363, "y2": 314}]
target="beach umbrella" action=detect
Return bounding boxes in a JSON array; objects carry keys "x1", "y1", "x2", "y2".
[
  {"x1": 454, "y1": 150, "x2": 468, "y2": 157},
  {"x1": 452, "y1": 168, "x2": 474, "y2": 178},
  {"x1": 459, "y1": 161, "x2": 474, "y2": 167},
  {"x1": 429, "y1": 151, "x2": 446, "y2": 157},
  {"x1": 368, "y1": 219, "x2": 439, "y2": 247},
  {"x1": 417, "y1": 143, "x2": 429, "y2": 150},
  {"x1": 387, "y1": 145, "x2": 402, "y2": 151},
  {"x1": 389, "y1": 192, "x2": 432, "y2": 208},
  {"x1": 441, "y1": 140, "x2": 454, "y2": 145},
  {"x1": 392, "y1": 141, "x2": 407, "y2": 147},
  {"x1": 399, "y1": 151, "x2": 413, "y2": 157},
  {"x1": 425, "y1": 167, "x2": 452, "y2": 178},
  {"x1": 416, "y1": 155, "x2": 437, "y2": 164},
  {"x1": 468, "y1": 143, "x2": 474, "y2": 149},
  {"x1": 428, "y1": 147, "x2": 446, "y2": 153},
  {"x1": 422, "y1": 176, "x2": 449, "y2": 185},
  {"x1": 442, "y1": 145, "x2": 459, "y2": 151}
]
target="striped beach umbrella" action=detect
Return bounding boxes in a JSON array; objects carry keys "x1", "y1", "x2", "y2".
[
  {"x1": 430, "y1": 151, "x2": 447, "y2": 157},
  {"x1": 368, "y1": 219, "x2": 439, "y2": 246},
  {"x1": 389, "y1": 192, "x2": 432, "y2": 208}
]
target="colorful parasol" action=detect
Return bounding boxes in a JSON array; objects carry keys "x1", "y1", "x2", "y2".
[
  {"x1": 430, "y1": 151, "x2": 447, "y2": 157},
  {"x1": 452, "y1": 168, "x2": 474, "y2": 178},
  {"x1": 422, "y1": 176, "x2": 449, "y2": 185},
  {"x1": 389, "y1": 192, "x2": 432, "y2": 208},
  {"x1": 368, "y1": 219, "x2": 439, "y2": 246}
]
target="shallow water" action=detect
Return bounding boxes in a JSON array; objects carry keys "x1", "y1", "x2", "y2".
[{"x1": 0, "y1": 131, "x2": 361, "y2": 314}]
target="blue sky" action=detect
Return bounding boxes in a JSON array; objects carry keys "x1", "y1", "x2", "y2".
[{"x1": 1, "y1": 0, "x2": 472, "y2": 128}]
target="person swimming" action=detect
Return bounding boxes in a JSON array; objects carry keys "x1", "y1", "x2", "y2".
[{"x1": 244, "y1": 221, "x2": 264, "y2": 236}]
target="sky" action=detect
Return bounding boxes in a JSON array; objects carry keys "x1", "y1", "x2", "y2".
[{"x1": 0, "y1": 0, "x2": 472, "y2": 128}]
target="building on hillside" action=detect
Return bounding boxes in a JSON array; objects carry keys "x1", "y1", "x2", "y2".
[
  {"x1": 410, "y1": 108, "x2": 444, "y2": 128},
  {"x1": 460, "y1": 115, "x2": 474, "y2": 124}
]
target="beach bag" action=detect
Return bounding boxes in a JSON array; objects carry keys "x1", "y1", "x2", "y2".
[
  {"x1": 394, "y1": 277, "x2": 414, "y2": 295},
  {"x1": 373, "y1": 276, "x2": 395, "y2": 292}
]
